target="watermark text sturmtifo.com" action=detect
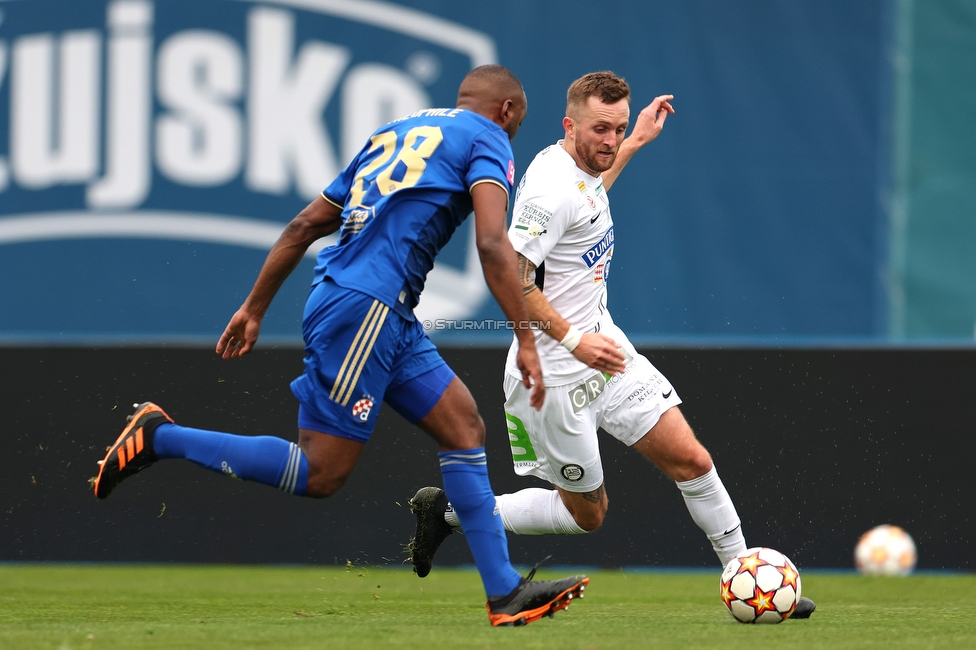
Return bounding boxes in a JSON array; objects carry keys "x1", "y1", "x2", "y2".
[{"x1": 422, "y1": 319, "x2": 552, "y2": 331}]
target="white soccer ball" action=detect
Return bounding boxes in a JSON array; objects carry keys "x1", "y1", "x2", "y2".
[
  {"x1": 854, "y1": 524, "x2": 917, "y2": 576},
  {"x1": 720, "y1": 547, "x2": 802, "y2": 624}
]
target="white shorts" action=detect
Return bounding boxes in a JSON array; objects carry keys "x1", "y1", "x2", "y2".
[{"x1": 503, "y1": 343, "x2": 682, "y2": 493}]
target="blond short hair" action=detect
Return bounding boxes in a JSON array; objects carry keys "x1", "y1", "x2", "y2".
[{"x1": 566, "y1": 71, "x2": 631, "y2": 118}]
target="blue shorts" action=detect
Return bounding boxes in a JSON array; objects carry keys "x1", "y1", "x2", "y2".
[{"x1": 290, "y1": 279, "x2": 455, "y2": 443}]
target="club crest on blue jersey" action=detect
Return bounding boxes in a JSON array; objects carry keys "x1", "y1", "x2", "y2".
[{"x1": 352, "y1": 394, "x2": 375, "y2": 422}]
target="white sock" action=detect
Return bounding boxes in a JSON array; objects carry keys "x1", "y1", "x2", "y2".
[
  {"x1": 675, "y1": 466, "x2": 747, "y2": 566},
  {"x1": 445, "y1": 488, "x2": 586, "y2": 535}
]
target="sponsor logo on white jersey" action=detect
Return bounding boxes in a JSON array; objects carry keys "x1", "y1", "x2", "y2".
[
  {"x1": 567, "y1": 347, "x2": 633, "y2": 412},
  {"x1": 581, "y1": 226, "x2": 614, "y2": 268}
]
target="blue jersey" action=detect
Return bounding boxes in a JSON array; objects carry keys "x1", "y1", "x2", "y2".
[{"x1": 315, "y1": 108, "x2": 515, "y2": 318}]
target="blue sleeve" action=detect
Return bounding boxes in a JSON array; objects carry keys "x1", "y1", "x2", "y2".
[
  {"x1": 466, "y1": 129, "x2": 515, "y2": 197},
  {"x1": 322, "y1": 151, "x2": 361, "y2": 206}
]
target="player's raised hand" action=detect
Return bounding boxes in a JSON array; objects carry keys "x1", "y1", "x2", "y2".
[
  {"x1": 216, "y1": 308, "x2": 263, "y2": 359},
  {"x1": 573, "y1": 332, "x2": 627, "y2": 375},
  {"x1": 628, "y1": 94, "x2": 675, "y2": 147},
  {"x1": 601, "y1": 94, "x2": 675, "y2": 191}
]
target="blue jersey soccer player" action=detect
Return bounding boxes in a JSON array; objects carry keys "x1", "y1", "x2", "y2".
[{"x1": 93, "y1": 65, "x2": 588, "y2": 627}]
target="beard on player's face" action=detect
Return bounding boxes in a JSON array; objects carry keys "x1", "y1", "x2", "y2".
[{"x1": 575, "y1": 136, "x2": 618, "y2": 174}]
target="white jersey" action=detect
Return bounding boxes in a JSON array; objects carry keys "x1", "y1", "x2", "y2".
[{"x1": 505, "y1": 142, "x2": 615, "y2": 385}]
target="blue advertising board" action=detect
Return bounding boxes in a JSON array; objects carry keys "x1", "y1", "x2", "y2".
[{"x1": 0, "y1": 0, "x2": 921, "y2": 345}]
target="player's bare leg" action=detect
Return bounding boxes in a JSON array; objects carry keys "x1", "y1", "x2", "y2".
[
  {"x1": 552, "y1": 485, "x2": 608, "y2": 532},
  {"x1": 297, "y1": 429, "x2": 365, "y2": 497},
  {"x1": 415, "y1": 377, "x2": 486, "y2": 450},
  {"x1": 630, "y1": 406, "x2": 712, "y2": 480},
  {"x1": 631, "y1": 406, "x2": 744, "y2": 565}
]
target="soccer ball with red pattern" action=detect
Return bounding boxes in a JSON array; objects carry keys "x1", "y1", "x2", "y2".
[
  {"x1": 854, "y1": 525, "x2": 917, "y2": 576},
  {"x1": 720, "y1": 547, "x2": 802, "y2": 624}
]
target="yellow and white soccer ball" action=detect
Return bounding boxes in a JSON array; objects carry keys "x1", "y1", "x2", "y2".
[
  {"x1": 854, "y1": 524, "x2": 917, "y2": 576},
  {"x1": 720, "y1": 547, "x2": 802, "y2": 623}
]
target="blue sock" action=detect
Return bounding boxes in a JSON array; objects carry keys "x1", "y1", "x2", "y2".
[
  {"x1": 438, "y1": 448, "x2": 521, "y2": 597},
  {"x1": 153, "y1": 423, "x2": 309, "y2": 495}
]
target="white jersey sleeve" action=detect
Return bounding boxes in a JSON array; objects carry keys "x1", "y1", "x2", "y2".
[{"x1": 509, "y1": 167, "x2": 576, "y2": 268}]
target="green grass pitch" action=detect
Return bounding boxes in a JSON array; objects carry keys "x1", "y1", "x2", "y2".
[{"x1": 1, "y1": 564, "x2": 974, "y2": 649}]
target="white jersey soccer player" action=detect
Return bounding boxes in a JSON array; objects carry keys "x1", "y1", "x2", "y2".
[
  {"x1": 407, "y1": 69, "x2": 815, "y2": 619},
  {"x1": 501, "y1": 141, "x2": 685, "y2": 493}
]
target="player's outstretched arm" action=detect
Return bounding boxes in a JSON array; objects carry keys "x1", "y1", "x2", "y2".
[
  {"x1": 517, "y1": 254, "x2": 626, "y2": 376},
  {"x1": 471, "y1": 182, "x2": 546, "y2": 409},
  {"x1": 601, "y1": 94, "x2": 674, "y2": 192},
  {"x1": 216, "y1": 195, "x2": 343, "y2": 359}
]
